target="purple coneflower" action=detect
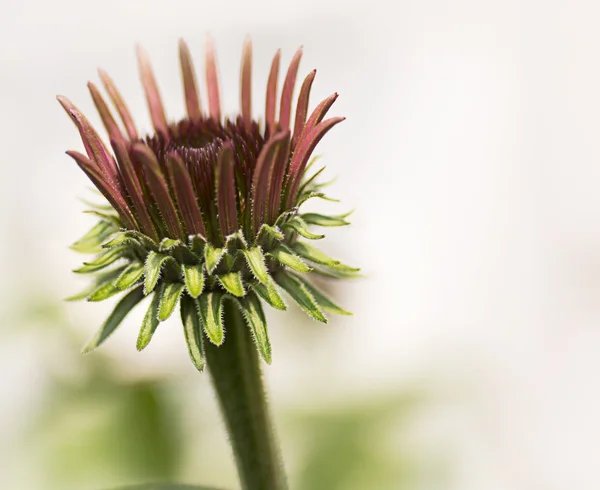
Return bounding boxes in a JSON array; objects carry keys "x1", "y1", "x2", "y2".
[{"x1": 59, "y1": 38, "x2": 357, "y2": 369}]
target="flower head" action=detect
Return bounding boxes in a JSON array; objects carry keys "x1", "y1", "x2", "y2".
[{"x1": 60, "y1": 38, "x2": 357, "y2": 369}]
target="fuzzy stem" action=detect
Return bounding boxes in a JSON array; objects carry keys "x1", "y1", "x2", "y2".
[{"x1": 204, "y1": 300, "x2": 287, "y2": 490}]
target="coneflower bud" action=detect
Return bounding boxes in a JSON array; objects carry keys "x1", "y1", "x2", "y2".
[{"x1": 60, "y1": 38, "x2": 357, "y2": 370}]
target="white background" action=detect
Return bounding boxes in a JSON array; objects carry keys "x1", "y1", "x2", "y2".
[{"x1": 1, "y1": 0, "x2": 600, "y2": 489}]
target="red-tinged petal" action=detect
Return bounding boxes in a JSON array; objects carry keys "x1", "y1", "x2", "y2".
[
  {"x1": 111, "y1": 139, "x2": 159, "y2": 241},
  {"x1": 205, "y1": 36, "x2": 221, "y2": 123},
  {"x1": 136, "y1": 45, "x2": 169, "y2": 140},
  {"x1": 98, "y1": 69, "x2": 139, "y2": 140},
  {"x1": 291, "y1": 69, "x2": 316, "y2": 150},
  {"x1": 267, "y1": 132, "x2": 291, "y2": 223},
  {"x1": 240, "y1": 37, "x2": 252, "y2": 129},
  {"x1": 278, "y1": 47, "x2": 303, "y2": 132},
  {"x1": 216, "y1": 143, "x2": 239, "y2": 238},
  {"x1": 252, "y1": 131, "x2": 288, "y2": 233},
  {"x1": 88, "y1": 82, "x2": 126, "y2": 146},
  {"x1": 179, "y1": 39, "x2": 202, "y2": 124},
  {"x1": 166, "y1": 152, "x2": 207, "y2": 237},
  {"x1": 66, "y1": 150, "x2": 137, "y2": 229},
  {"x1": 286, "y1": 117, "x2": 345, "y2": 208},
  {"x1": 265, "y1": 49, "x2": 281, "y2": 137},
  {"x1": 131, "y1": 143, "x2": 183, "y2": 239},
  {"x1": 300, "y1": 92, "x2": 339, "y2": 143},
  {"x1": 57, "y1": 96, "x2": 120, "y2": 188}
]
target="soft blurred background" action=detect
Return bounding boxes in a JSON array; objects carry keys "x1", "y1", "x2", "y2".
[{"x1": 2, "y1": 0, "x2": 600, "y2": 489}]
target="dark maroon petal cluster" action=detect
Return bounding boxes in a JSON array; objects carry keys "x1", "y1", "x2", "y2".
[{"x1": 58, "y1": 38, "x2": 343, "y2": 245}]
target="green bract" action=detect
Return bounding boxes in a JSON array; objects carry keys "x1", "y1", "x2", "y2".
[{"x1": 60, "y1": 38, "x2": 358, "y2": 370}]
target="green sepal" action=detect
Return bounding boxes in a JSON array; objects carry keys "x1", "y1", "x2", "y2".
[
  {"x1": 182, "y1": 264, "x2": 205, "y2": 298},
  {"x1": 298, "y1": 162, "x2": 325, "y2": 195},
  {"x1": 158, "y1": 282, "x2": 185, "y2": 321},
  {"x1": 218, "y1": 272, "x2": 245, "y2": 297},
  {"x1": 301, "y1": 212, "x2": 349, "y2": 227},
  {"x1": 274, "y1": 272, "x2": 327, "y2": 323},
  {"x1": 224, "y1": 230, "x2": 248, "y2": 252},
  {"x1": 269, "y1": 245, "x2": 311, "y2": 273},
  {"x1": 78, "y1": 197, "x2": 113, "y2": 212},
  {"x1": 296, "y1": 191, "x2": 339, "y2": 208},
  {"x1": 159, "y1": 237, "x2": 196, "y2": 263},
  {"x1": 291, "y1": 273, "x2": 352, "y2": 316},
  {"x1": 242, "y1": 247, "x2": 270, "y2": 284},
  {"x1": 70, "y1": 220, "x2": 116, "y2": 254},
  {"x1": 65, "y1": 266, "x2": 125, "y2": 301},
  {"x1": 251, "y1": 281, "x2": 287, "y2": 310},
  {"x1": 198, "y1": 292, "x2": 225, "y2": 345},
  {"x1": 204, "y1": 243, "x2": 225, "y2": 274},
  {"x1": 236, "y1": 291, "x2": 272, "y2": 364},
  {"x1": 158, "y1": 238, "x2": 182, "y2": 251},
  {"x1": 87, "y1": 280, "x2": 121, "y2": 302},
  {"x1": 188, "y1": 234, "x2": 206, "y2": 256},
  {"x1": 180, "y1": 295, "x2": 205, "y2": 372},
  {"x1": 82, "y1": 285, "x2": 144, "y2": 353},
  {"x1": 293, "y1": 241, "x2": 359, "y2": 272},
  {"x1": 115, "y1": 261, "x2": 145, "y2": 290},
  {"x1": 102, "y1": 230, "x2": 152, "y2": 250},
  {"x1": 83, "y1": 209, "x2": 122, "y2": 227},
  {"x1": 74, "y1": 246, "x2": 127, "y2": 273},
  {"x1": 136, "y1": 290, "x2": 161, "y2": 351},
  {"x1": 282, "y1": 217, "x2": 325, "y2": 240},
  {"x1": 255, "y1": 223, "x2": 284, "y2": 242},
  {"x1": 144, "y1": 251, "x2": 175, "y2": 295}
]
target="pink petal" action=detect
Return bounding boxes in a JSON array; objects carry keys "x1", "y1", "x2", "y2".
[
  {"x1": 111, "y1": 139, "x2": 159, "y2": 240},
  {"x1": 131, "y1": 143, "x2": 183, "y2": 239},
  {"x1": 179, "y1": 39, "x2": 202, "y2": 124},
  {"x1": 57, "y1": 95, "x2": 120, "y2": 189},
  {"x1": 136, "y1": 45, "x2": 169, "y2": 140},
  {"x1": 88, "y1": 82, "x2": 126, "y2": 146},
  {"x1": 98, "y1": 69, "x2": 139, "y2": 141},
  {"x1": 291, "y1": 69, "x2": 316, "y2": 150},
  {"x1": 265, "y1": 49, "x2": 281, "y2": 138},
  {"x1": 300, "y1": 92, "x2": 339, "y2": 143},
  {"x1": 286, "y1": 117, "x2": 345, "y2": 208},
  {"x1": 205, "y1": 36, "x2": 221, "y2": 123},
  {"x1": 267, "y1": 132, "x2": 291, "y2": 223},
  {"x1": 252, "y1": 131, "x2": 289, "y2": 233},
  {"x1": 166, "y1": 151, "x2": 207, "y2": 238},
  {"x1": 278, "y1": 47, "x2": 302, "y2": 132},
  {"x1": 216, "y1": 143, "x2": 239, "y2": 238},
  {"x1": 240, "y1": 37, "x2": 253, "y2": 129},
  {"x1": 67, "y1": 150, "x2": 137, "y2": 229}
]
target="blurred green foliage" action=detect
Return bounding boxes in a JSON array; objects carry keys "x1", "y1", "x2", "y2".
[{"x1": 9, "y1": 296, "x2": 435, "y2": 490}]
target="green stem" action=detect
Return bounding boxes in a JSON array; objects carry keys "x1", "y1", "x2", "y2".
[{"x1": 204, "y1": 300, "x2": 287, "y2": 490}]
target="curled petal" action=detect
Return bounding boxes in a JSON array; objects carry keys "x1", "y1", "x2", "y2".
[
  {"x1": 57, "y1": 95, "x2": 119, "y2": 188},
  {"x1": 265, "y1": 49, "x2": 281, "y2": 137},
  {"x1": 98, "y1": 69, "x2": 139, "y2": 141},
  {"x1": 179, "y1": 39, "x2": 202, "y2": 124},
  {"x1": 286, "y1": 117, "x2": 345, "y2": 207},
  {"x1": 111, "y1": 139, "x2": 158, "y2": 240},
  {"x1": 167, "y1": 152, "x2": 207, "y2": 237},
  {"x1": 240, "y1": 37, "x2": 252, "y2": 128},
  {"x1": 66, "y1": 150, "x2": 136, "y2": 229},
  {"x1": 279, "y1": 47, "x2": 302, "y2": 132},
  {"x1": 300, "y1": 92, "x2": 339, "y2": 143},
  {"x1": 137, "y1": 45, "x2": 169, "y2": 140},
  {"x1": 88, "y1": 82, "x2": 126, "y2": 146},
  {"x1": 216, "y1": 143, "x2": 239, "y2": 238},
  {"x1": 292, "y1": 69, "x2": 316, "y2": 150},
  {"x1": 131, "y1": 143, "x2": 183, "y2": 239},
  {"x1": 205, "y1": 36, "x2": 221, "y2": 122}
]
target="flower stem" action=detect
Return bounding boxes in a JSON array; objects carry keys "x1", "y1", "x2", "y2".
[{"x1": 204, "y1": 300, "x2": 287, "y2": 490}]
